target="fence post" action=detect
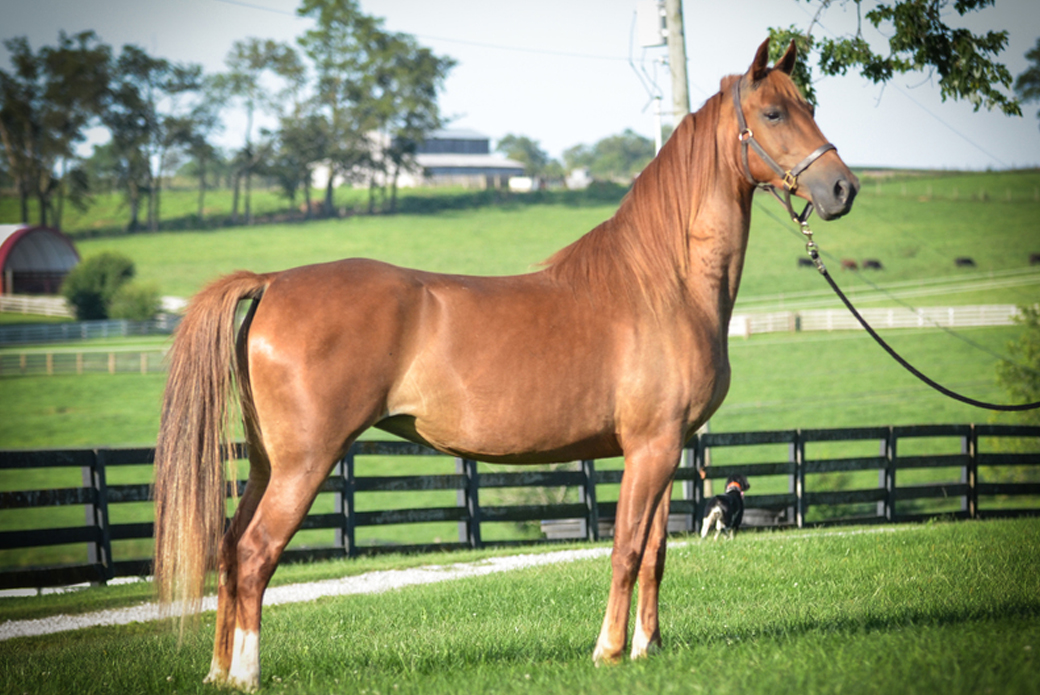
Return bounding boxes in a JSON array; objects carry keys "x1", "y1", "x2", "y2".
[
  {"x1": 83, "y1": 450, "x2": 114, "y2": 583},
  {"x1": 794, "y1": 430, "x2": 806, "y2": 528},
  {"x1": 580, "y1": 460, "x2": 599, "y2": 541},
  {"x1": 788, "y1": 438, "x2": 798, "y2": 525},
  {"x1": 963, "y1": 425, "x2": 978, "y2": 519},
  {"x1": 456, "y1": 458, "x2": 482, "y2": 548},
  {"x1": 334, "y1": 451, "x2": 356, "y2": 558},
  {"x1": 678, "y1": 446, "x2": 694, "y2": 532},
  {"x1": 882, "y1": 428, "x2": 897, "y2": 522},
  {"x1": 692, "y1": 436, "x2": 706, "y2": 535}
]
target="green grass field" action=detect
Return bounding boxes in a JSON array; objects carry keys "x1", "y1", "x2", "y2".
[{"x1": 1, "y1": 519, "x2": 1037, "y2": 694}]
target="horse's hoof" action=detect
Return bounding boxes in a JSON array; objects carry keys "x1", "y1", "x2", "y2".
[
  {"x1": 630, "y1": 639, "x2": 661, "y2": 660},
  {"x1": 224, "y1": 674, "x2": 260, "y2": 693},
  {"x1": 203, "y1": 661, "x2": 228, "y2": 686},
  {"x1": 592, "y1": 645, "x2": 623, "y2": 667}
]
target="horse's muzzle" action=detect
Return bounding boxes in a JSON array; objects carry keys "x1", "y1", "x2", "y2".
[{"x1": 809, "y1": 171, "x2": 860, "y2": 221}]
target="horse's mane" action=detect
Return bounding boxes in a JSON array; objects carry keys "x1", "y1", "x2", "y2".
[{"x1": 542, "y1": 78, "x2": 734, "y2": 312}]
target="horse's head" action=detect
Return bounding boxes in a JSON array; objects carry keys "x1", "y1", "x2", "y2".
[{"x1": 732, "y1": 39, "x2": 859, "y2": 221}]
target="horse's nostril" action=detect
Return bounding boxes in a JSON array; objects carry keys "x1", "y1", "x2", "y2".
[{"x1": 834, "y1": 178, "x2": 850, "y2": 204}]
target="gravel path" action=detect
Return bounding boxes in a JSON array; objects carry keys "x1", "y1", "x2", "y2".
[{"x1": 0, "y1": 546, "x2": 612, "y2": 642}]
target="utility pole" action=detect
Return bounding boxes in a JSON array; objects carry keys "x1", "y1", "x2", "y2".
[{"x1": 664, "y1": 0, "x2": 690, "y2": 120}]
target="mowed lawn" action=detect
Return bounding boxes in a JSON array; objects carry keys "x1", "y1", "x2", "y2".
[{"x1": 1, "y1": 519, "x2": 1037, "y2": 694}]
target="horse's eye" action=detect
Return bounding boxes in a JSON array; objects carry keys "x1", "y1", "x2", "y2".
[{"x1": 763, "y1": 110, "x2": 783, "y2": 123}]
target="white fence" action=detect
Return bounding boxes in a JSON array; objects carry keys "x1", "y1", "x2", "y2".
[
  {"x1": 0, "y1": 294, "x2": 72, "y2": 318},
  {"x1": 730, "y1": 304, "x2": 1025, "y2": 338}
]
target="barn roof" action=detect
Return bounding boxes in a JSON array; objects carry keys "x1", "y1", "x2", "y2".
[{"x1": 0, "y1": 225, "x2": 80, "y2": 275}]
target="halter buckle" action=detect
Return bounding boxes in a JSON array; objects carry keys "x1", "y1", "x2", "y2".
[
  {"x1": 782, "y1": 171, "x2": 798, "y2": 192},
  {"x1": 738, "y1": 128, "x2": 753, "y2": 143}
]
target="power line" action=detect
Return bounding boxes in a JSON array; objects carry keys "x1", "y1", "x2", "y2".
[
  {"x1": 208, "y1": 0, "x2": 298, "y2": 17},
  {"x1": 207, "y1": 0, "x2": 630, "y2": 62}
]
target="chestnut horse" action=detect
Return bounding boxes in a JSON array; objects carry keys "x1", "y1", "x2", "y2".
[{"x1": 154, "y1": 39, "x2": 858, "y2": 691}]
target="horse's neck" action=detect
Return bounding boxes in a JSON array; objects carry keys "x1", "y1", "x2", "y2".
[{"x1": 682, "y1": 178, "x2": 753, "y2": 330}]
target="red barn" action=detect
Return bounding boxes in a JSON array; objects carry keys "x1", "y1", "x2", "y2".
[{"x1": 0, "y1": 225, "x2": 80, "y2": 295}]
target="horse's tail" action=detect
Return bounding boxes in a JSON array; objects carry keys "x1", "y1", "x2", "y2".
[{"x1": 153, "y1": 270, "x2": 271, "y2": 621}]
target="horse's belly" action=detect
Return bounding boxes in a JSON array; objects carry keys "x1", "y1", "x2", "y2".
[{"x1": 374, "y1": 413, "x2": 620, "y2": 463}]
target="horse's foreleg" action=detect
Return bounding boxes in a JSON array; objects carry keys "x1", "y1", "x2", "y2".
[
  {"x1": 630, "y1": 479, "x2": 673, "y2": 660},
  {"x1": 204, "y1": 469, "x2": 268, "y2": 686},
  {"x1": 593, "y1": 440, "x2": 680, "y2": 666}
]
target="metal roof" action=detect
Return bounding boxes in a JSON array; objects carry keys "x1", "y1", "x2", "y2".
[
  {"x1": 425, "y1": 128, "x2": 490, "y2": 141},
  {"x1": 0, "y1": 225, "x2": 80, "y2": 273},
  {"x1": 416, "y1": 153, "x2": 525, "y2": 176}
]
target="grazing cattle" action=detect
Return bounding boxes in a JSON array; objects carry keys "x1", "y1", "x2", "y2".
[
  {"x1": 840, "y1": 259, "x2": 858, "y2": 271},
  {"x1": 862, "y1": 259, "x2": 883, "y2": 270},
  {"x1": 1030, "y1": 253, "x2": 1040, "y2": 266},
  {"x1": 955, "y1": 257, "x2": 976, "y2": 267},
  {"x1": 797, "y1": 257, "x2": 814, "y2": 268},
  {"x1": 153, "y1": 39, "x2": 859, "y2": 692}
]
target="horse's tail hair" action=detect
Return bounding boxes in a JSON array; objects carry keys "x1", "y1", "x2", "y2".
[{"x1": 153, "y1": 270, "x2": 270, "y2": 625}]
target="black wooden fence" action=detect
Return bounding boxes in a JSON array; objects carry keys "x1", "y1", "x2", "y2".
[{"x1": 1, "y1": 424, "x2": 1038, "y2": 590}]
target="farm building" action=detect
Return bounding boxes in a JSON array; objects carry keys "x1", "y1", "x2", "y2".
[
  {"x1": 0, "y1": 224, "x2": 80, "y2": 295},
  {"x1": 315, "y1": 129, "x2": 527, "y2": 191},
  {"x1": 407, "y1": 129, "x2": 526, "y2": 188}
]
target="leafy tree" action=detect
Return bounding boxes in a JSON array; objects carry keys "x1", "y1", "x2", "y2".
[
  {"x1": 297, "y1": 0, "x2": 379, "y2": 216},
  {"x1": 61, "y1": 252, "x2": 135, "y2": 320},
  {"x1": 176, "y1": 87, "x2": 223, "y2": 226},
  {"x1": 213, "y1": 38, "x2": 300, "y2": 225},
  {"x1": 769, "y1": 0, "x2": 1021, "y2": 115},
  {"x1": 563, "y1": 129, "x2": 654, "y2": 183},
  {"x1": 1014, "y1": 37, "x2": 1040, "y2": 129},
  {"x1": 102, "y1": 45, "x2": 202, "y2": 232},
  {"x1": 296, "y1": 1, "x2": 453, "y2": 215},
  {"x1": 997, "y1": 305, "x2": 1040, "y2": 426},
  {"x1": 109, "y1": 281, "x2": 161, "y2": 321},
  {"x1": 263, "y1": 112, "x2": 327, "y2": 212},
  {"x1": 496, "y1": 134, "x2": 551, "y2": 178},
  {"x1": 0, "y1": 31, "x2": 110, "y2": 226},
  {"x1": 364, "y1": 30, "x2": 455, "y2": 212}
]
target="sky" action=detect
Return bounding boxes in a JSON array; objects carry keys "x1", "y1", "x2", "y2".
[{"x1": 3, "y1": 0, "x2": 1040, "y2": 171}]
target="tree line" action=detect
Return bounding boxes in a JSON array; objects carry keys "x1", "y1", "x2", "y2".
[{"x1": 0, "y1": 0, "x2": 455, "y2": 232}]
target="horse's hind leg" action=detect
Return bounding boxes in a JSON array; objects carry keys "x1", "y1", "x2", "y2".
[
  {"x1": 630, "y1": 479, "x2": 673, "y2": 659},
  {"x1": 205, "y1": 447, "x2": 270, "y2": 685},
  {"x1": 224, "y1": 448, "x2": 344, "y2": 692}
]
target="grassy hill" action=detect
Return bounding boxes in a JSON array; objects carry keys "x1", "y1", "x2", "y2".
[{"x1": 33, "y1": 169, "x2": 1036, "y2": 309}]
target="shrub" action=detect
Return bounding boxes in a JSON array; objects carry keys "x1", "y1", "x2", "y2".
[
  {"x1": 108, "y1": 281, "x2": 162, "y2": 321},
  {"x1": 61, "y1": 252, "x2": 135, "y2": 320}
]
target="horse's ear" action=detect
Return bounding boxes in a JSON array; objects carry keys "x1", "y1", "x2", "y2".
[
  {"x1": 748, "y1": 38, "x2": 771, "y2": 82},
  {"x1": 774, "y1": 40, "x2": 797, "y2": 75}
]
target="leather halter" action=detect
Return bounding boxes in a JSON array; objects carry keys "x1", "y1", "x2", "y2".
[{"x1": 732, "y1": 78, "x2": 836, "y2": 225}]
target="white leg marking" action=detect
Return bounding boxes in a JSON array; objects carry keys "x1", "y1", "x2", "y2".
[
  {"x1": 629, "y1": 611, "x2": 657, "y2": 660},
  {"x1": 203, "y1": 654, "x2": 228, "y2": 685},
  {"x1": 226, "y1": 627, "x2": 260, "y2": 692}
]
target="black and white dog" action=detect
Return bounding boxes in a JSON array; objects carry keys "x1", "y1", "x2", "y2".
[{"x1": 700, "y1": 475, "x2": 750, "y2": 540}]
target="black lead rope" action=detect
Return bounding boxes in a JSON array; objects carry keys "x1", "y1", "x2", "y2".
[{"x1": 801, "y1": 242, "x2": 1040, "y2": 412}]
